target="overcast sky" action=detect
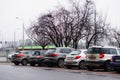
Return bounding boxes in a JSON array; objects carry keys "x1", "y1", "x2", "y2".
[{"x1": 0, "y1": 0, "x2": 120, "y2": 42}]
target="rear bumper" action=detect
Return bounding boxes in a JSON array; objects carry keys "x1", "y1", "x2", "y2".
[
  {"x1": 29, "y1": 58, "x2": 44, "y2": 64},
  {"x1": 111, "y1": 62, "x2": 120, "y2": 70},
  {"x1": 43, "y1": 58, "x2": 57, "y2": 64},
  {"x1": 86, "y1": 61, "x2": 106, "y2": 68},
  {"x1": 64, "y1": 61, "x2": 79, "y2": 66}
]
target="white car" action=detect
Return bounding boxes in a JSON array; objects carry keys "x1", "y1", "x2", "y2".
[
  {"x1": 86, "y1": 46, "x2": 120, "y2": 71},
  {"x1": 64, "y1": 49, "x2": 87, "y2": 69}
]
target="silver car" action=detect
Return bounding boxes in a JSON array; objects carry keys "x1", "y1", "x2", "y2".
[
  {"x1": 11, "y1": 51, "x2": 33, "y2": 66},
  {"x1": 64, "y1": 49, "x2": 87, "y2": 69}
]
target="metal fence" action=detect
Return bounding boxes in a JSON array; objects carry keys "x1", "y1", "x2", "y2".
[{"x1": 0, "y1": 48, "x2": 14, "y2": 61}]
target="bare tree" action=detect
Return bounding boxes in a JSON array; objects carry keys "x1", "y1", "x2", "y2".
[
  {"x1": 26, "y1": 22, "x2": 50, "y2": 50},
  {"x1": 27, "y1": 0, "x2": 109, "y2": 49},
  {"x1": 84, "y1": 1, "x2": 108, "y2": 48},
  {"x1": 109, "y1": 28, "x2": 120, "y2": 47}
]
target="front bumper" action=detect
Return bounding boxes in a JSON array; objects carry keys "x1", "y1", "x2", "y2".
[
  {"x1": 111, "y1": 62, "x2": 120, "y2": 70},
  {"x1": 11, "y1": 58, "x2": 21, "y2": 62}
]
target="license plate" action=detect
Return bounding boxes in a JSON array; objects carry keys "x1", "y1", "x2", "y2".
[
  {"x1": 88, "y1": 56, "x2": 96, "y2": 59},
  {"x1": 67, "y1": 57, "x2": 73, "y2": 60}
]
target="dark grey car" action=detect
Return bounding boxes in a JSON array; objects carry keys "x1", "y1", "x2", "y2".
[
  {"x1": 11, "y1": 51, "x2": 33, "y2": 66},
  {"x1": 43, "y1": 47, "x2": 74, "y2": 68}
]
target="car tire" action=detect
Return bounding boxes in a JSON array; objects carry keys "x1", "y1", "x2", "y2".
[
  {"x1": 21, "y1": 59, "x2": 28, "y2": 66},
  {"x1": 38, "y1": 63, "x2": 41, "y2": 66},
  {"x1": 79, "y1": 61, "x2": 86, "y2": 69},
  {"x1": 57, "y1": 59, "x2": 64, "y2": 68},
  {"x1": 87, "y1": 66, "x2": 93, "y2": 71},
  {"x1": 104, "y1": 62, "x2": 112, "y2": 71},
  {"x1": 30, "y1": 63, "x2": 35, "y2": 66},
  {"x1": 65, "y1": 65, "x2": 72, "y2": 69},
  {"x1": 14, "y1": 62, "x2": 20, "y2": 65}
]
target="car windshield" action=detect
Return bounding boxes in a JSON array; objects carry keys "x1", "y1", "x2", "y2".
[
  {"x1": 20, "y1": 51, "x2": 33, "y2": 54},
  {"x1": 70, "y1": 51, "x2": 81, "y2": 55}
]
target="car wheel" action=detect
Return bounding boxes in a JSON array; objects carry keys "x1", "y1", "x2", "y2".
[
  {"x1": 65, "y1": 65, "x2": 72, "y2": 69},
  {"x1": 30, "y1": 63, "x2": 35, "y2": 66},
  {"x1": 21, "y1": 59, "x2": 28, "y2": 66},
  {"x1": 38, "y1": 63, "x2": 42, "y2": 66},
  {"x1": 57, "y1": 59, "x2": 64, "y2": 68},
  {"x1": 104, "y1": 62, "x2": 112, "y2": 71},
  {"x1": 79, "y1": 61, "x2": 86, "y2": 69},
  {"x1": 14, "y1": 62, "x2": 20, "y2": 65},
  {"x1": 87, "y1": 66, "x2": 93, "y2": 71}
]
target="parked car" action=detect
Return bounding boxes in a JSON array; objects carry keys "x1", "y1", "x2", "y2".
[
  {"x1": 111, "y1": 54, "x2": 120, "y2": 73},
  {"x1": 43, "y1": 47, "x2": 74, "y2": 68},
  {"x1": 64, "y1": 49, "x2": 87, "y2": 69},
  {"x1": 11, "y1": 50, "x2": 33, "y2": 66},
  {"x1": 29, "y1": 50, "x2": 46, "y2": 66},
  {"x1": 86, "y1": 46, "x2": 120, "y2": 71},
  {"x1": 8, "y1": 52, "x2": 19, "y2": 61}
]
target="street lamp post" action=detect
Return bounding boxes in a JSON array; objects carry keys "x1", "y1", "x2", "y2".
[{"x1": 16, "y1": 17, "x2": 25, "y2": 51}]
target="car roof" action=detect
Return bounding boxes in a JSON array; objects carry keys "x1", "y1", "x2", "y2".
[
  {"x1": 89, "y1": 46, "x2": 119, "y2": 49},
  {"x1": 55, "y1": 47, "x2": 74, "y2": 49}
]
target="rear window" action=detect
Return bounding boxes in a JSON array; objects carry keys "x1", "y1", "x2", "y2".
[
  {"x1": 87, "y1": 48, "x2": 101, "y2": 54},
  {"x1": 60, "y1": 49, "x2": 72, "y2": 53},
  {"x1": 20, "y1": 51, "x2": 33, "y2": 54},
  {"x1": 45, "y1": 49, "x2": 56, "y2": 54},
  {"x1": 88, "y1": 48, "x2": 117, "y2": 54},
  {"x1": 70, "y1": 51, "x2": 81, "y2": 55}
]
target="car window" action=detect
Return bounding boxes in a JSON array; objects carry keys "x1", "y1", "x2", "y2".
[
  {"x1": 60, "y1": 49, "x2": 72, "y2": 53},
  {"x1": 87, "y1": 48, "x2": 101, "y2": 54},
  {"x1": 117, "y1": 49, "x2": 120, "y2": 54},
  {"x1": 101, "y1": 48, "x2": 117, "y2": 54},
  {"x1": 70, "y1": 51, "x2": 81, "y2": 55},
  {"x1": 109, "y1": 48, "x2": 117, "y2": 54},
  {"x1": 34, "y1": 51, "x2": 41, "y2": 55}
]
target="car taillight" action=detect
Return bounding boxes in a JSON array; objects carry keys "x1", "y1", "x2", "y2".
[
  {"x1": 99, "y1": 53, "x2": 104, "y2": 58},
  {"x1": 36, "y1": 56, "x2": 42, "y2": 58},
  {"x1": 17, "y1": 53, "x2": 24, "y2": 58},
  {"x1": 51, "y1": 53, "x2": 57, "y2": 57},
  {"x1": 75, "y1": 56, "x2": 81, "y2": 59}
]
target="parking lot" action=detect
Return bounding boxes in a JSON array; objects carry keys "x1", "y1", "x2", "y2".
[{"x1": 0, "y1": 62, "x2": 119, "y2": 78}]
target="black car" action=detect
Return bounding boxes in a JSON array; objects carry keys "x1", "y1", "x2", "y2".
[
  {"x1": 111, "y1": 55, "x2": 120, "y2": 73},
  {"x1": 29, "y1": 50, "x2": 46, "y2": 66}
]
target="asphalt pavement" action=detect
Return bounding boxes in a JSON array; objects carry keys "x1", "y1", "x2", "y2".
[{"x1": 0, "y1": 64, "x2": 120, "y2": 80}]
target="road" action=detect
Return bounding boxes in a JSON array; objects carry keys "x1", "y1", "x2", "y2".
[{"x1": 0, "y1": 64, "x2": 120, "y2": 80}]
